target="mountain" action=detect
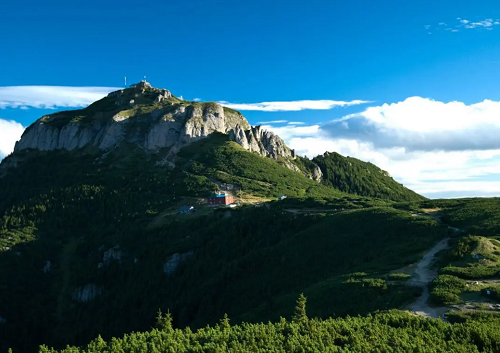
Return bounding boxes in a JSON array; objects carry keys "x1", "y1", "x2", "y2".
[
  {"x1": 0, "y1": 83, "x2": 434, "y2": 352},
  {"x1": 6, "y1": 82, "x2": 423, "y2": 202}
]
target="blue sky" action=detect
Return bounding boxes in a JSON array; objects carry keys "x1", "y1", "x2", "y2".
[{"x1": 2, "y1": 0, "x2": 500, "y2": 198}]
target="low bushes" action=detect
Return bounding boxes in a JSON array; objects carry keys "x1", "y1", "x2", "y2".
[
  {"x1": 387, "y1": 273, "x2": 411, "y2": 280},
  {"x1": 429, "y1": 275, "x2": 467, "y2": 305},
  {"x1": 441, "y1": 265, "x2": 500, "y2": 279}
]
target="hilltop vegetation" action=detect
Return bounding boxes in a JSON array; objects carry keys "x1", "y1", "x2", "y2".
[
  {"x1": 175, "y1": 133, "x2": 346, "y2": 200},
  {"x1": 311, "y1": 152, "x2": 424, "y2": 202},
  {"x1": 174, "y1": 133, "x2": 425, "y2": 203}
]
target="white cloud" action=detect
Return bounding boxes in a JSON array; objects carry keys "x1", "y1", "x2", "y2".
[
  {"x1": 218, "y1": 99, "x2": 371, "y2": 112},
  {"x1": 322, "y1": 97, "x2": 500, "y2": 151},
  {"x1": 257, "y1": 120, "x2": 288, "y2": 124},
  {"x1": 0, "y1": 86, "x2": 121, "y2": 109},
  {"x1": 434, "y1": 18, "x2": 500, "y2": 33},
  {"x1": 261, "y1": 124, "x2": 320, "y2": 141},
  {"x1": 193, "y1": 98, "x2": 202, "y2": 102},
  {"x1": 457, "y1": 17, "x2": 500, "y2": 29},
  {"x1": 262, "y1": 97, "x2": 500, "y2": 198},
  {"x1": 0, "y1": 119, "x2": 25, "y2": 159},
  {"x1": 288, "y1": 122, "x2": 305, "y2": 125}
]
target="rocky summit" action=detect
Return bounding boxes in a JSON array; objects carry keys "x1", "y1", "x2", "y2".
[
  {"x1": 15, "y1": 81, "x2": 248, "y2": 153},
  {"x1": 14, "y1": 81, "x2": 298, "y2": 165}
]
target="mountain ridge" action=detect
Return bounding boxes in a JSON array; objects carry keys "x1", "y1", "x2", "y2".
[{"x1": 5, "y1": 82, "x2": 424, "y2": 202}]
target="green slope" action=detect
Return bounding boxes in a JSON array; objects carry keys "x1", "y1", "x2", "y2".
[
  {"x1": 308, "y1": 152, "x2": 424, "y2": 202},
  {"x1": 0, "y1": 141, "x2": 445, "y2": 352},
  {"x1": 174, "y1": 133, "x2": 346, "y2": 200}
]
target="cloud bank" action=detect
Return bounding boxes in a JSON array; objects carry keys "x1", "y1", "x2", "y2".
[
  {"x1": 322, "y1": 97, "x2": 500, "y2": 151},
  {"x1": 0, "y1": 86, "x2": 121, "y2": 109},
  {"x1": 263, "y1": 97, "x2": 500, "y2": 198},
  {"x1": 0, "y1": 119, "x2": 25, "y2": 159},
  {"x1": 219, "y1": 99, "x2": 371, "y2": 112}
]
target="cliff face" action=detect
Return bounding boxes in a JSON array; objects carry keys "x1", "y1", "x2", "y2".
[
  {"x1": 229, "y1": 125, "x2": 295, "y2": 159},
  {"x1": 14, "y1": 82, "x2": 250, "y2": 154},
  {"x1": 228, "y1": 125, "x2": 324, "y2": 181}
]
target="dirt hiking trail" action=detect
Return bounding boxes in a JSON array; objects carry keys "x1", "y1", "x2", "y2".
[{"x1": 407, "y1": 238, "x2": 450, "y2": 318}]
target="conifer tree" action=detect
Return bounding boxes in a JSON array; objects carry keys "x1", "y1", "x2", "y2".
[
  {"x1": 292, "y1": 293, "x2": 308, "y2": 324},
  {"x1": 155, "y1": 309, "x2": 173, "y2": 332},
  {"x1": 220, "y1": 313, "x2": 231, "y2": 331}
]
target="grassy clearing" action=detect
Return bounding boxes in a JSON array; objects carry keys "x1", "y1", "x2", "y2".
[
  {"x1": 234, "y1": 192, "x2": 271, "y2": 204},
  {"x1": 421, "y1": 207, "x2": 442, "y2": 213}
]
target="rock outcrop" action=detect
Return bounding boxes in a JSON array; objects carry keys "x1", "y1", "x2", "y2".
[
  {"x1": 43, "y1": 261, "x2": 51, "y2": 273},
  {"x1": 102, "y1": 246, "x2": 122, "y2": 266},
  {"x1": 14, "y1": 83, "x2": 250, "y2": 156},
  {"x1": 311, "y1": 165, "x2": 323, "y2": 182},
  {"x1": 163, "y1": 251, "x2": 193, "y2": 275},
  {"x1": 72, "y1": 284, "x2": 100, "y2": 303},
  {"x1": 229, "y1": 125, "x2": 295, "y2": 159}
]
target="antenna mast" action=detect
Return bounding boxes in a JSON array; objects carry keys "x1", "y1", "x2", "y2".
[{"x1": 124, "y1": 76, "x2": 127, "y2": 87}]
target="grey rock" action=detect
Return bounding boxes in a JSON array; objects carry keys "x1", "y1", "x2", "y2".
[
  {"x1": 0, "y1": 316, "x2": 6, "y2": 324},
  {"x1": 155, "y1": 89, "x2": 172, "y2": 102},
  {"x1": 311, "y1": 165, "x2": 323, "y2": 182},
  {"x1": 229, "y1": 125, "x2": 293, "y2": 159},
  {"x1": 163, "y1": 251, "x2": 194, "y2": 275},
  {"x1": 73, "y1": 284, "x2": 100, "y2": 302},
  {"x1": 13, "y1": 86, "x2": 249, "y2": 159},
  {"x1": 281, "y1": 159, "x2": 302, "y2": 173},
  {"x1": 43, "y1": 260, "x2": 51, "y2": 273},
  {"x1": 103, "y1": 246, "x2": 122, "y2": 265}
]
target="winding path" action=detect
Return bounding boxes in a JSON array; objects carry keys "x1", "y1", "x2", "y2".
[{"x1": 407, "y1": 238, "x2": 450, "y2": 318}]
